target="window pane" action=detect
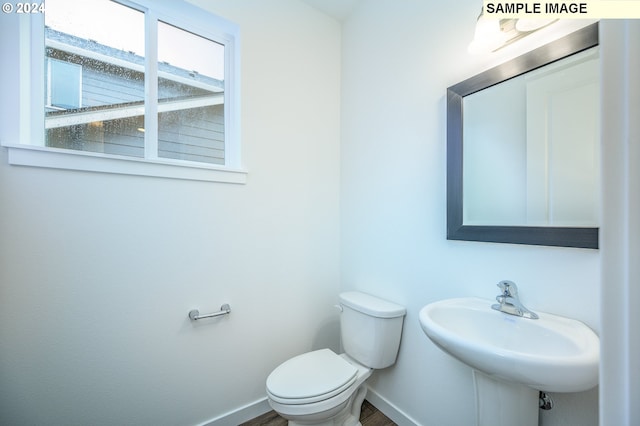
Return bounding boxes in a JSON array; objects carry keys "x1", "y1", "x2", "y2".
[
  {"x1": 44, "y1": 0, "x2": 145, "y2": 157},
  {"x1": 157, "y1": 21, "x2": 225, "y2": 165}
]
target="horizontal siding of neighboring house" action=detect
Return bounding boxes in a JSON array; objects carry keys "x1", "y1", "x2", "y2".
[
  {"x1": 46, "y1": 116, "x2": 144, "y2": 158},
  {"x1": 159, "y1": 105, "x2": 225, "y2": 165},
  {"x1": 83, "y1": 68, "x2": 145, "y2": 107}
]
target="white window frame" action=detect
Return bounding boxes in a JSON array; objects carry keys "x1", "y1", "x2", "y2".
[{"x1": 3, "y1": 0, "x2": 245, "y2": 184}]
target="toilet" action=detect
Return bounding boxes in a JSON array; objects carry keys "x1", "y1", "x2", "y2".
[{"x1": 266, "y1": 291, "x2": 406, "y2": 426}]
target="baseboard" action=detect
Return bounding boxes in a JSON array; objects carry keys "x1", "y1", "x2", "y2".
[
  {"x1": 195, "y1": 397, "x2": 272, "y2": 426},
  {"x1": 365, "y1": 387, "x2": 420, "y2": 426}
]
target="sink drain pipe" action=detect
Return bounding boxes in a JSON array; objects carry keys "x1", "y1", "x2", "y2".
[{"x1": 539, "y1": 391, "x2": 554, "y2": 410}]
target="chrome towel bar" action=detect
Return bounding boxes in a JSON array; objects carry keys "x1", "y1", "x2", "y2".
[{"x1": 189, "y1": 304, "x2": 231, "y2": 321}]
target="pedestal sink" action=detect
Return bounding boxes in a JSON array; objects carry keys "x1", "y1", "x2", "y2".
[{"x1": 419, "y1": 297, "x2": 599, "y2": 426}]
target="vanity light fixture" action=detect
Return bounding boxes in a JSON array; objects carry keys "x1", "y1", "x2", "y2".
[{"x1": 468, "y1": 10, "x2": 557, "y2": 54}]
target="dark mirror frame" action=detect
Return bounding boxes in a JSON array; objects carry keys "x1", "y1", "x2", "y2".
[{"x1": 447, "y1": 23, "x2": 599, "y2": 249}]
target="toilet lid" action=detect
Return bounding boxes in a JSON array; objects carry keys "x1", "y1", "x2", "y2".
[{"x1": 266, "y1": 349, "x2": 358, "y2": 403}]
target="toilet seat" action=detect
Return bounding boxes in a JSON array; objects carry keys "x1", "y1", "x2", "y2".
[{"x1": 266, "y1": 349, "x2": 358, "y2": 405}]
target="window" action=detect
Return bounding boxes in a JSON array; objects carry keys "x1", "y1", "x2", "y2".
[
  {"x1": 6, "y1": 0, "x2": 244, "y2": 183},
  {"x1": 47, "y1": 58, "x2": 82, "y2": 109}
]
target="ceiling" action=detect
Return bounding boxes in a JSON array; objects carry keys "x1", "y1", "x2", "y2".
[{"x1": 298, "y1": 0, "x2": 361, "y2": 20}]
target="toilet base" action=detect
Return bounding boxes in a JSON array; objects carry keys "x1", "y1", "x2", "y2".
[{"x1": 283, "y1": 384, "x2": 368, "y2": 426}]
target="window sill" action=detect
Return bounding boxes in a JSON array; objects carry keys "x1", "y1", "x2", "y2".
[{"x1": 2, "y1": 143, "x2": 247, "y2": 184}]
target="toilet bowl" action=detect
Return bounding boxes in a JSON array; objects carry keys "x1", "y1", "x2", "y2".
[
  {"x1": 267, "y1": 349, "x2": 372, "y2": 426},
  {"x1": 266, "y1": 292, "x2": 406, "y2": 426}
]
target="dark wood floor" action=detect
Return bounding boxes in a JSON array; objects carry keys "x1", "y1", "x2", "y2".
[{"x1": 240, "y1": 400, "x2": 397, "y2": 426}]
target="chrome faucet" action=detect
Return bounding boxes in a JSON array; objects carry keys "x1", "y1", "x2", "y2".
[{"x1": 491, "y1": 280, "x2": 539, "y2": 319}]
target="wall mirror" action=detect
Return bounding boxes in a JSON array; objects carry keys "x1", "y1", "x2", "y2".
[{"x1": 447, "y1": 23, "x2": 599, "y2": 249}]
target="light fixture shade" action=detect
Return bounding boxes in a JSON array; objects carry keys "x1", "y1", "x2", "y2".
[
  {"x1": 468, "y1": 14, "x2": 508, "y2": 54},
  {"x1": 467, "y1": 9, "x2": 560, "y2": 55}
]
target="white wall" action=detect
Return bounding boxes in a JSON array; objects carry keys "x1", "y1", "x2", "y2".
[
  {"x1": 340, "y1": 1, "x2": 600, "y2": 425},
  {"x1": 0, "y1": 1, "x2": 341, "y2": 425},
  {"x1": 599, "y1": 19, "x2": 640, "y2": 426}
]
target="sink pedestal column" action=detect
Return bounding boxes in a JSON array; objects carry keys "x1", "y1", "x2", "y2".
[{"x1": 473, "y1": 370, "x2": 539, "y2": 426}]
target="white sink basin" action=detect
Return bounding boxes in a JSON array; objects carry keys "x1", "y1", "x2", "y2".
[{"x1": 419, "y1": 297, "x2": 599, "y2": 393}]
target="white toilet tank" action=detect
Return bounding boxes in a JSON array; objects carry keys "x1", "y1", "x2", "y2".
[{"x1": 339, "y1": 291, "x2": 406, "y2": 369}]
